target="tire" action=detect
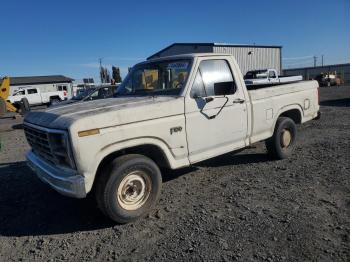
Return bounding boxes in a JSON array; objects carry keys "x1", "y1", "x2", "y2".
[
  {"x1": 95, "y1": 154, "x2": 162, "y2": 223},
  {"x1": 50, "y1": 98, "x2": 60, "y2": 106},
  {"x1": 0, "y1": 97, "x2": 6, "y2": 117},
  {"x1": 265, "y1": 117, "x2": 297, "y2": 160},
  {"x1": 20, "y1": 98, "x2": 30, "y2": 115}
]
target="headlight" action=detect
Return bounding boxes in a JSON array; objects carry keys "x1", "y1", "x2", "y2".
[{"x1": 49, "y1": 133, "x2": 75, "y2": 169}]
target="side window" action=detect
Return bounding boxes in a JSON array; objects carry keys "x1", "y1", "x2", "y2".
[
  {"x1": 190, "y1": 60, "x2": 236, "y2": 97},
  {"x1": 27, "y1": 89, "x2": 38, "y2": 94},
  {"x1": 269, "y1": 70, "x2": 276, "y2": 78},
  {"x1": 57, "y1": 85, "x2": 67, "y2": 91}
]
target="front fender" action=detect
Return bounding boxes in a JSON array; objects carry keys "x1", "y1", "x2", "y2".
[{"x1": 82, "y1": 137, "x2": 190, "y2": 193}]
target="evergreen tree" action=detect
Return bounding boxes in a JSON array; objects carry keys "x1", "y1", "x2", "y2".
[{"x1": 112, "y1": 66, "x2": 122, "y2": 83}]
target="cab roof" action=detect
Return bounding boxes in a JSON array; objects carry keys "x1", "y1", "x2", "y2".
[{"x1": 138, "y1": 53, "x2": 233, "y2": 66}]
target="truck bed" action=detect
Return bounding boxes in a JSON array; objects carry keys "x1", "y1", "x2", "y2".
[
  {"x1": 248, "y1": 81, "x2": 318, "y2": 100},
  {"x1": 247, "y1": 80, "x2": 319, "y2": 144}
]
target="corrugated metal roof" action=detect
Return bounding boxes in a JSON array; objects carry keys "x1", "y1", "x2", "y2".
[
  {"x1": 147, "y1": 42, "x2": 282, "y2": 60},
  {"x1": 2, "y1": 75, "x2": 74, "y2": 86}
]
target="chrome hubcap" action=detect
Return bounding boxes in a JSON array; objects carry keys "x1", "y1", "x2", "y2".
[
  {"x1": 117, "y1": 171, "x2": 151, "y2": 211},
  {"x1": 281, "y1": 129, "x2": 292, "y2": 148}
]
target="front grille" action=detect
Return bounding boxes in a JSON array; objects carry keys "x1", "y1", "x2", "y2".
[{"x1": 24, "y1": 125, "x2": 56, "y2": 165}]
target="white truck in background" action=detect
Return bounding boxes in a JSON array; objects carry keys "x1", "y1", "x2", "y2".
[
  {"x1": 7, "y1": 87, "x2": 67, "y2": 106},
  {"x1": 23, "y1": 53, "x2": 320, "y2": 223},
  {"x1": 244, "y1": 69, "x2": 303, "y2": 87}
]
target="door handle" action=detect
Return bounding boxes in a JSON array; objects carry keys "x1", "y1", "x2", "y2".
[{"x1": 233, "y1": 98, "x2": 245, "y2": 104}]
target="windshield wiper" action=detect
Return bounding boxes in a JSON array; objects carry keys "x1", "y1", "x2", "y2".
[{"x1": 114, "y1": 90, "x2": 153, "y2": 97}]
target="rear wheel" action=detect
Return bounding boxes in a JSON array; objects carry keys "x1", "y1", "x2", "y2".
[
  {"x1": 0, "y1": 98, "x2": 6, "y2": 117},
  {"x1": 50, "y1": 98, "x2": 60, "y2": 106},
  {"x1": 266, "y1": 117, "x2": 297, "y2": 159},
  {"x1": 95, "y1": 154, "x2": 162, "y2": 223}
]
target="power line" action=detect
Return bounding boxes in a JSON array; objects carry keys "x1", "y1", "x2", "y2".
[{"x1": 283, "y1": 55, "x2": 314, "y2": 60}]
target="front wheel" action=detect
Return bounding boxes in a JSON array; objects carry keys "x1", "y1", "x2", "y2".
[
  {"x1": 20, "y1": 98, "x2": 30, "y2": 115},
  {"x1": 265, "y1": 117, "x2": 297, "y2": 159},
  {"x1": 95, "y1": 154, "x2": 162, "y2": 223}
]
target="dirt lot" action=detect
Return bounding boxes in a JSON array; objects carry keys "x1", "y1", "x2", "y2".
[{"x1": 0, "y1": 86, "x2": 349, "y2": 261}]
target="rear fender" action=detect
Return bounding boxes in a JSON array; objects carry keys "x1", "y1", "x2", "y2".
[{"x1": 272, "y1": 104, "x2": 303, "y2": 131}]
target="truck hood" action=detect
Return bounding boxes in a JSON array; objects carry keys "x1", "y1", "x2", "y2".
[{"x1": 24, "y1": 96, "x2": 184, "y2": 130}]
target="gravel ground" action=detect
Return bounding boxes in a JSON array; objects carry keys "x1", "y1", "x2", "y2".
[{"x1": 0, "y1": 86, "x2": 349, "y2": 261}]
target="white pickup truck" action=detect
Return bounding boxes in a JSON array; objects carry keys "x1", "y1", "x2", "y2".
[
  {"x1": 8, "y1": 87, "x2": 67, "y2": 106},
  {"x1": 24, "y1": 53, "x2": 320, "y2": 223},
  {"x1": 244, "y1": 69, "x2": 303, "y2": 87}
]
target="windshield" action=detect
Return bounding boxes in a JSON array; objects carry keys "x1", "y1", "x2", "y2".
[
  {"x1": 14, "y1": 90, "x2": 25, "y2": 96},
  {"x1": 116, "y1": 59, "x2": 192, "y2": 96},
  {"x1": 72, "y1": 88, "x2": 96, "y2": 100},
  {"x1": 82, "y1": 86, "x2": 116, "y2": 101}
]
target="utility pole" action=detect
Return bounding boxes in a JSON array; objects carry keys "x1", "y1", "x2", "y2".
[
  {"x1": 99, "y1": 58, "x2": 104, "y2": 83},
  {"x1": 313, "y1": 56, "x2": 317, "y2": 67},
  {"x1": 321, "y1": 55, "x2": 324, "y2": 67}
]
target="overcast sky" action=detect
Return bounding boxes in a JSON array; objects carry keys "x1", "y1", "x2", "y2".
[{"x1": 0, "y1": 0, "x2": 349, "y2": 82}]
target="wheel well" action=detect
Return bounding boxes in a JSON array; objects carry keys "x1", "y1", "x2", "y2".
[
  {"x1": 96, "y1": 144, "x2": 170, "y2": 177},
  {"x1": 50, "y1": 96, "x2": 60, "y2": 100},
  {"x1": 279, "y1": 109, "x2": 302, "y2": 124}
]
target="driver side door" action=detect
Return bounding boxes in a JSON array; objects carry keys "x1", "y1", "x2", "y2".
[
  {"x1": 26, "y1": 88, "x2": 41, "y2": 105},
  {"x1": 185, "y1": 58, "x2": 248, "y2": 163}
]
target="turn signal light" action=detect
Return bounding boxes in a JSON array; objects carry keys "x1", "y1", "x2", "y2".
[{"x1": 78, "y1": 129, "x2": 100, "y2": 137}]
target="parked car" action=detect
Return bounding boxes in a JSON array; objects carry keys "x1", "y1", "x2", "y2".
[
  {"x1": 24, "y1": 53, "x2": 320, "y2": 223},
  {"x1": 7, "y1": 87, "x2": 66, "y2": 106},
  {"x1": 314, "y1": 73, "x2": 340, "y2": 87},
  {"x1": 244, "y1": 69, "x2": 303, "y2": 88},
  {"x1": 50, "y1": 85, "x2": 117, "y2": 107}
]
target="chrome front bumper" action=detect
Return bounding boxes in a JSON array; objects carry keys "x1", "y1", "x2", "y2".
[{"x1": 26, "y1": 150, "x2": 86, "y2": 198}]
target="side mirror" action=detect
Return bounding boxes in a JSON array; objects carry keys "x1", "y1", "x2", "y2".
[
  {"x1": 205, "y1": 97, "x2": 214, "y2": 103},
  {"x1": 214, "y1": 81, "x2": 235, "y2": 96},
  {"x1": 193, "y1": 94, "x2": 213, "y2": 103}
]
